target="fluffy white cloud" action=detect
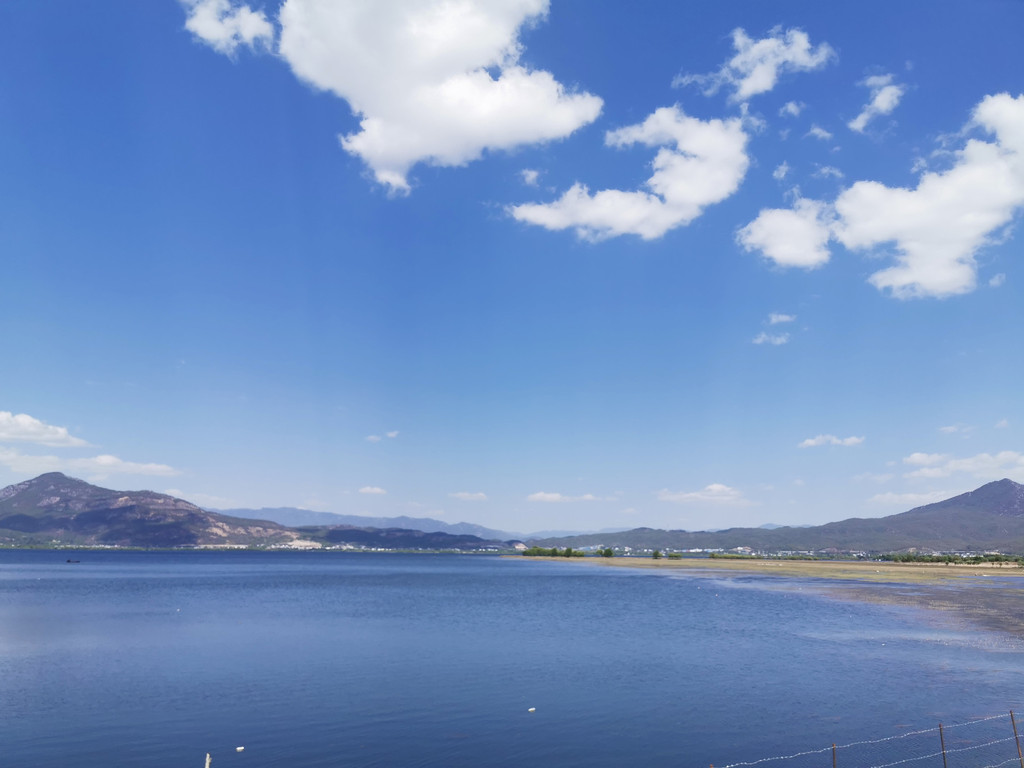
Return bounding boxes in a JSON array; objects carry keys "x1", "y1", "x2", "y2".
[
  {"x1": 527, "y1": 491, "x2": 605, "y2": 502},
  {"x1": 903, "y1": 450, "x2": 1024, "y2": 479},
  {"x1": 183, "y1": 0, "x2": 274, "y2": 55},
  {"x1": 868, "y1": 490, "x2": 954, "y2": 506},
  {"x1": 276, "y1": 0, "x2": 602, "y2": 193},
  {"x1": 358, "y1": 486, "x2": 387, "y2": 494},
  {"x1": 996, "y1": 419, "x2": 1010, "y2": 429},
  {"x1": 752, "y1": 332, "x2": 789, "y2": 345},
  {"x1": 511, "y1": 106, "x2": 749, "y2": 240},
  {"x1": 0, "y1": 411, "x2": 88, "y2": 447},
  {"x1": 656, "y1": 484, "x2": 749, "y2": 505},
  {"x1": 738, "y1": 197, "x2": 832, "y2": 269},
  {"x1": 990, "y1": 273, "x2": 1007, "y2": 287},
  {"x1": 799, "y1": 434, "x2": 864, "y2": 447},
  {"x1": 814, "y1": 165, "x2": 844, "y2": 179},
  {"x1": 449, "y1": 491, "x2": 488, "y2": 501},
  {"x1": 365, "y1": 435, "x2": 382, "y2": 443},
  {"x1": 848, "y1": 74, "x2": 905, "y2": 133},
  {"x1": 0, "y1": 448, "x2": 179, "y2": 479},
  {"x1": 768, "y1": 312, "x2": 796, "y2": 324},
  {"x1": 835, "y1": 93, "x2": 1024, "y2": 298},
  {"x1": 520, "y1": 169, "x2": 540, "y2": 186},
  {"x1": 675, "y1": 27, "x2": 835, "y2": 103},
  {"x1": 385, "y1": 430, "x2": 399, "y2": 438},
  {"x1": 772, "y1": 162, "x2": 790, "y2": 181},
  {"x1": 779, "y1": 101, "x2": 804, "y2": 118},
  {"x1": 805, "y1": 124, "x2": 833, "y2": 141}
]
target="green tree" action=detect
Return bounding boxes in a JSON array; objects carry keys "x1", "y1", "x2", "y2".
[{"x1": 652, "y1": 549, "x2": 662, "y2": 559}]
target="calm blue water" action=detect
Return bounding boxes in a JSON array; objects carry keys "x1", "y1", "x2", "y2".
[{"x1": 2, "y1": 551, "x2": 1023, "y2": 768}]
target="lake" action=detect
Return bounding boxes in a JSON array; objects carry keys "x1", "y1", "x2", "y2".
[{"x1": 2, "y1": 550, "x2": 1023, "y2": 768}]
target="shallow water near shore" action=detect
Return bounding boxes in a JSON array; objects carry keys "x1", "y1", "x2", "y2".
[{"x1": 2, "y1": 550, "x2": 1023, "y2": 768}]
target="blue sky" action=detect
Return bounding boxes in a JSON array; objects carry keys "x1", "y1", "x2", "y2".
[{"x1": 2, "y1": 0, "x2": 1023, "y2": 533}]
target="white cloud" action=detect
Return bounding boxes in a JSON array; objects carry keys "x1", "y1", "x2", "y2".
[
  {"x1": 939, "y1": 424, "x2": 973, "y2": 435},
  {"x1": 358, "y1": 486, "x2": 387, "y2": 494},
  {"x1": 675, "y1": 27, "x2": 835, "y2": 103},
  {"x1": 0, "y1": 411, "x2": 88, "y2": 447},
  {"x1": 990, "y1": 273, "x2": 1006, "y2": 287},
  {"x1": 813, "y1": 164, "x2": 844, "y2": 179},
  {"x1": 799, "y1": 434, "x2": 865, "y2": 447},
  {"x1": 903, "y1": 450, "x2": 1024, "y2": 479},
  {"x1": 182, "y1": 0, "x2": 274, "y2": 55},
  {"x1": 527, "y1": 491, "x2": 606, "y2": 502},
  {"x1": 521, "y1": 168, "x2": 540, "y2": 186},
  {"x1": 0, "y1": 448, "x2": 180, "y2": 479},
  {"x1": 848, "y1": 74, "x2": 905, "y2": 133},
  {"x1": 365, "y1": 435, "x2": 382, "y2": 443},
  {"x1": 738, "y1": 196, "x2": 833, "y2": 269},
  {"x1": 805, "y1": 124, "x2": 833, "y2": 141},
  {"x1": 449, "y1": 491, "x2": 488, "y2": 501},
  {"x1": 834, "y1": 93, "x2": 1024, "y2": 298},
  {"x1": 868, "y1": 490, "x2": 953, "y2": 506},
  {"x1": 511, "y1": 106, "x2": 749, "y2": 240},
  {"x1": 657, "y1": 484, "x2": 749, "y2": 505},
  {"x1": 768, "y1": 312, "x2": 796, "y2": 324},
  {"x1": 996, "y1": 419, "x2": 1010, "y2": 429},
  {"x1": 385, "y1": 430, "x2": 399, "y2": 438},
  {"x1": 752, "y1": 332, "x2": 789, "y2": 345},
  {"x1": 779, "y1": 101, "x2": 805, "y2": 118},
  {"x1": 275, "y1": 0, "x2": 602, "y2": 193},
  {"x1": 772, "y1": 161, "x2": 790, "y2": 181}
]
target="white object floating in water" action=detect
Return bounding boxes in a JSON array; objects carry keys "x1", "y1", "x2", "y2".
[
  {"x1": 528, "y1": 707, "x2": 536, "y2": 713},
  {"x1": 236, "y1": 746, "x2": 245, "y2": 752}
]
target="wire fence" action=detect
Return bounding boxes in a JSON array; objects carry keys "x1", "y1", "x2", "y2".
[{"x1": 716, "y1": 712, "x2": 1024, "y2": 768}]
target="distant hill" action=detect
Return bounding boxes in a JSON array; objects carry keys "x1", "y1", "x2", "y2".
[
  {"x1": 529, "y1": 479, "x2": 1024, "y2": 555},
  {"x1": 0, "y1": 474, "x2": 516, "y2": 551},
  {"x1": 0, "y1": 473, "x2": 292, "y2": 547},
  {"x1": 217, "y1": 507, "x2": 518, "y2": 540}
]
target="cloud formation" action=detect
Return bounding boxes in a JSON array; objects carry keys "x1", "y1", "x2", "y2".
[
  {"x1": 511, "y1": 106, "x2": 749, "y2": 240},
  {"x1": 656, "y1": 484, "x2": 748, "y2": 505},
  {"x1": 902, "y1": 450, "x2": 1024, "y2": 479},
  {"x1": 738, "y1": 197, "x2": 832, "y2": 269},
  {"x1": 527, "y1": 491, "x2": 605, "y2": 502},
  {"x1": 742, "y1": 94, "x2": 1024, "y2": 298},
  {"x1": 836, "y1": 93, "x2": 1024, "y2": 298},
  {"x1": 848, "y1": 74, "x2": 905, "y2": 133},
  {"x1": 752, "y1": 332, "x2": 789, "y2": 346},
  {"x1": 358, "y1": 486, "x2": 387, "y2": 494},
  {"x1": 275, "y1": 0, "x2": 602, "y2": 193},
  {"x1": 798, "y1": 434, "x2": 864, "y2": 447},
  {"x1": 0, "y1": 411, "x2": 88, "y2": 447},
  {"x1": 183, "y1": 0, "x2": 274, "y2": 55},
  {"x1": 0, "y1": 448, "x2": 179, "y2": 479},
  {"x1": 675, "y1": 27, "x2": 835, "y2": 103}
]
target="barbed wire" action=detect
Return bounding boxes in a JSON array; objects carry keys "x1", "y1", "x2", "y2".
[{"x1": 718, "y1": 711, "x2": 1022, "y2": 768}]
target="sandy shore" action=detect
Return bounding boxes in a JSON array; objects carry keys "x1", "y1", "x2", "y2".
[{"x1": 527, "y1": 556, "x2": 1024, "y2": 637}]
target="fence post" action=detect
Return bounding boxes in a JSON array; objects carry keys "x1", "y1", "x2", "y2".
[
  {"x1": 832, "y1": 743, "x2": 837, "y2": 768},
  {"x1": 1012, "y1": 710, "x2": 1024, "y2": 768},
  {"x1": 939, "y1": 724, "x2": 948, "y2": 768}
]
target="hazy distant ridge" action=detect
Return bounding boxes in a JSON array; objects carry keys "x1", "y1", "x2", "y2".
[{"x1": 529, "y1": 479, "x2": 1024, "y2": 554}]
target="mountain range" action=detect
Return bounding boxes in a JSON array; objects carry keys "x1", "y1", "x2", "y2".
[
  {"x1": 0, "y1": 473, "x2": 512, "y2": 550},
  {"x1": 3, "y1": 473, "x2": 1024, "y2": 555},
  {"x1": 531, "y1": 479, "x2": 1024, "y2": 554}
]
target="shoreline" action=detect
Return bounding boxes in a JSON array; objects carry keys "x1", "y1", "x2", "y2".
[{"x1": 527, "y1": 556, "x2": 1024, "y2": 637}]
